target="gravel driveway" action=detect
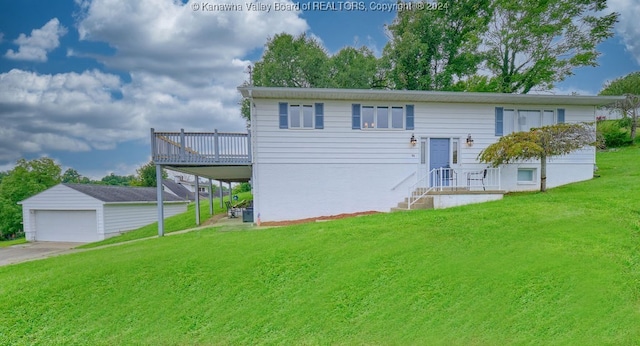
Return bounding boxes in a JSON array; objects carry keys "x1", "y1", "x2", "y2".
[{"x1": 0, "y1": 242, "x2": 84, "y2": 266}]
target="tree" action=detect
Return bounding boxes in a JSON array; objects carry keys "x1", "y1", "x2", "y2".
[
  {"x1": 242, "y1": 33, "x2": 333, "y2": 122},
  {"x1": 383, "y1": 0, "x2": 491, "y2": 90},
  {"x1": 0, "y1": 158, "x2": 62, "y2": 239},
  {"x1": 478, "y1": 123, "x2": 595, "y2": 192},
  {"x1": 483, "y1": 0, "x2": 618, "y2": 93},
  {"x1": 252, "y1": 33, "x2": 332, "y2": 88},
  {"x1": 133, "y1": 161, "x2": 167, "y2": 187},
  {"x1": 232, "y1": 182, "x2": 251, "y2": 194},
  {"x1": 599, "y1": 71, "x2": 640, "y2": 140},
  {"x1": 62, "y1": 168, "x2": 82, "y2": 183},
  {"x1": 100, "y1": 173, "x2": 136, "y2": 186},
  {"x1": 329, "y1": 46, "x2": 384, "y2": 89}
]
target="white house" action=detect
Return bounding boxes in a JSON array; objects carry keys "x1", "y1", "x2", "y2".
[
  {"x1": 20, "y1": 184, "x2": 188, "y2": 242},
  {"x1": 151, "y1": 87, "x2": 621, "y2": 227}
]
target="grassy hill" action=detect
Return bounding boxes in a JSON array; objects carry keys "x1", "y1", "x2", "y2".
[{"x1": 0, "y1": 147, "x2": 639, "y2": 344}]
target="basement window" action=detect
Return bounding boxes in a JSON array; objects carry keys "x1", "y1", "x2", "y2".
[{"x1": 517, "y1": 168, "x2": 536, "y2": 184}]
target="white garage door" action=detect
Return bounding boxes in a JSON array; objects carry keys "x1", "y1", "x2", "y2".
[{"x1": 34, "y1": 210, "x2": 98, "y2": 242}]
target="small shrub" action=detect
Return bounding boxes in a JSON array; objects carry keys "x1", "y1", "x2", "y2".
[{"x1": 597, "y1": 119, "x2": 633, "y2": 149}]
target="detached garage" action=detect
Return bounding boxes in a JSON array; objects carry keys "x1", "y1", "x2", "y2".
[{"x1": 20, "y1": 184, "x2": 189, "y2": 242}]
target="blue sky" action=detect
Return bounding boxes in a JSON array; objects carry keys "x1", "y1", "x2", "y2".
[{"x1": 1, "y1": 0, "x2": 639, "y2": 179}]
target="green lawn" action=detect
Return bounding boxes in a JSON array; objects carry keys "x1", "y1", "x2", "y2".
[
  {"x1": 77, "y1": 191, "x2": 253, "y2": 249},
  {"x1": 0, "y1": 238, "x2": 27, "y2": 248},
  {"x1": 1, "y1": 148, "x2": 639, "y2": 344}
]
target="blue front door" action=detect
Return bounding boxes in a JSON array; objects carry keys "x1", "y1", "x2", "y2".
[{"x1": 430, "y1": 138, "x2": 450, "y2": 186}]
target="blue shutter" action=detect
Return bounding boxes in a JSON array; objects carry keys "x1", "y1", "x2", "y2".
[
  {"x1": 495, "y1": 107, "x2": 504, "y2": 136},
  {"x1": 557, "y1": 108, "x2": 565, "y2": 123},
  {"x1": 315, "y1": 103, "x2": 324, "y2": 129},
  {"x1": 406, "y1": 105, "x2": 414, "y2": 130},
  {"x1": 279, "y1": 102, "x2": 288, "y2": 129},
  {"x1": 352, "y1": 104, "x2": 361, "y2": 129}
]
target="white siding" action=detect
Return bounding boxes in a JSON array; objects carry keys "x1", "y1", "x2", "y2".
[
  {"x1": 21, "y1": 184, "x2": 103, "y2": 241},
  {"x1": 254, "y1": 100, "x2": 419, "y2": 164},
  {"x1": 252, "y1": 99, "x2": 597, "y2": 221},
  {"x1": 102, "y1": 202, "x2": 188, "y2": 238},
  {"x1": 255, "y1": 163, "x2": 415, "y2": 222}
]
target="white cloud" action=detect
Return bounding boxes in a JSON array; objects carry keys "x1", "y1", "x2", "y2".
[
  {"x1": 74, "y1": 0, "x2": 308, "y2": 88},
  {"x1": 0, "y1": 0, "x2": 310, "y2": 171},
  {"x1": 609, "y1": 0, "x2": 640, "y2": 65},
  {"x1": 5, "y1": 18, "x2": 68, "y2": 62},
  {"x1": 0, "y1": 68, "x2": 249, "y2": 165}
]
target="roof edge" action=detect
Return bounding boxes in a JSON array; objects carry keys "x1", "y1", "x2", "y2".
[{"x1": 238, "y1": 86, "x2": 625, "y2": 106}]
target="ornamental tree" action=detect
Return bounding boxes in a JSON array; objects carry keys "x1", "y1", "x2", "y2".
[
  {"x1": 599, "y1": 71, "x2": 640, "y2": 140},
  {"x1": 478, "y1": 123, "x2": 595, "y2": 192}
]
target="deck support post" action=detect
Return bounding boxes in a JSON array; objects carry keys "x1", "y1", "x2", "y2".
[
  {"x1": 195, "y1": 175, "x2": 201, "y2": 226},
  {"x1": 156, "y1": 164, "x2": 164, "y2": 237},
  {"x1": 208, "y1": 178, "x2": 213, "y2": 216},
  {"x1": 219, "y1": 180, "x2": 223, "y2": 208}
]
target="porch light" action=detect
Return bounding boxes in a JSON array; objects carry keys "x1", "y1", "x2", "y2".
[
  {"x1": 466, "y1": 134, "x2": 474, "y2": 146},
  {"x1": 410, "y1": 134, "x2": 417, "y2": 146}
]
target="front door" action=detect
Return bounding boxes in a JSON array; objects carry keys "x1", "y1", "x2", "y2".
[{"x1": 429, "y1": 138, "x2": 450, "y2": 186}]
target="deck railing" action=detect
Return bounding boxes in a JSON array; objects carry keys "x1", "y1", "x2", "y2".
[{"x1": 151, "y1": 128, "x2": 251, "y2": 165}]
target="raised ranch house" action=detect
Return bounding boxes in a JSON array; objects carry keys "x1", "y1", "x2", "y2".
[
  {"x1": 20, "y1": 184, "x2": 188, "y2": 242},
  {"x1": 151, "y1": 87, "x2": 621, "y2": 231}
]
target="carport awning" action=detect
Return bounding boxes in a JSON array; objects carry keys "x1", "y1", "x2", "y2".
[{"x1": 164, "y1": 165, "x2": 252, "y2": 182}]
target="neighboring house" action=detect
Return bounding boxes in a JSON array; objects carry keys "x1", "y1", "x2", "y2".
[
  {"x1": 172, "y1": 175, "x2": 211, "y2": 197},
  {"x1": 163, "y1": 178, "x2": 198, "y2": 201},
  {"x1": 19, "y1": 184, "x2": 188, "y2": 242},
  {"x1": 151, "y1": 87, "x2": 622, "y2": 226}
]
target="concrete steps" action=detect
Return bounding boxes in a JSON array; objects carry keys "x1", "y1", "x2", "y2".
[{"x1": 390, "y1": 195, "x2": 434, "y2": 212}]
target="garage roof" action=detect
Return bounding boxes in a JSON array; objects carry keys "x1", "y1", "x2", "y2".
[{"x1": 64, "y1": 184, "x2": 186, "y2": 203}]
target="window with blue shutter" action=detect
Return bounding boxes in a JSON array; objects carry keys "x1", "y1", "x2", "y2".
[
  {"x1": 406, "y1": 105, "x2": 414, "y2": 130},
  {"x1": 352, "y1": 104, "x2": 361, "y2": 129},
  {"x1": 495, "y1": 107, "x2": 504, "y2": 136},
  {"x1": 557, "y1": 108, "x2": 565, "y2": 123},
  {"x1": 279, "y1": 102, "x2": 288, "y2": 129},
  {"x1": 315, "y1": 103, "x2": 324, "y2": 129}
]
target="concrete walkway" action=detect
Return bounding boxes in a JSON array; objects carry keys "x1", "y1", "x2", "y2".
[
  {"x1": 0, "y1": 242, "x2": 84, "y2": 267},
  {"x1": 0, "y1": 217, "x2": 274, "y2": 267}
]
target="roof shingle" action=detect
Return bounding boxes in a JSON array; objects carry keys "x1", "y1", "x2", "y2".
[{"x1": 64, "y1": 184, "x2": 187, "y2": 203}]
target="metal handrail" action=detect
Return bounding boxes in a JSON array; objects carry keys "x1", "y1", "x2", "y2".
[
  {"x1": 407, "y1": 168, "x2": 436, "y2": 209},
  {"x1": 407, "y1": 167, "x2": 502, "y2": 209}
]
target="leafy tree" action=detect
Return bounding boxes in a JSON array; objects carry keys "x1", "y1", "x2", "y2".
[
  {"x1": 252, "y1": 33, "x2": 332, "y2": 88},
  {"x1": 62, "y1": 168, "x2": 82, "y2": 183},
  {"x1": 483, "y1": 0, "x2": 618, "y2": 93},
  {"x1": 133, "y1": 161, "x2": 167, "y2": 187},
  {"x1": 329, "y1": 46, "x2": 384, "y2": 89},
  {"x1": 451, "y1": 74, "x2": 499, "y2": 92},
  {"x1": 383, "y1": 0, "x2": 491, "y2": 90},
  {"x1": 242, "y1": 33, "x2": 333, "y2": 122},
  {"x1": 479, "y1": 123, "x2": 595, "y2": 192},
  {"x1": 0, "y1": 171, "x2": 7, "y2": 185},
  {"x1": 0, "y1": 158, "x2": 62, "y2": 239},
  {"x1": 599, "y1": 71, "x2": 640, "y2": 140},
  {"x1": 100, "y1": 173, "x2": 136, "y2": 186},
  {"x1": 232, "y1": 182, "x2": 251, "y2": 194}
]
